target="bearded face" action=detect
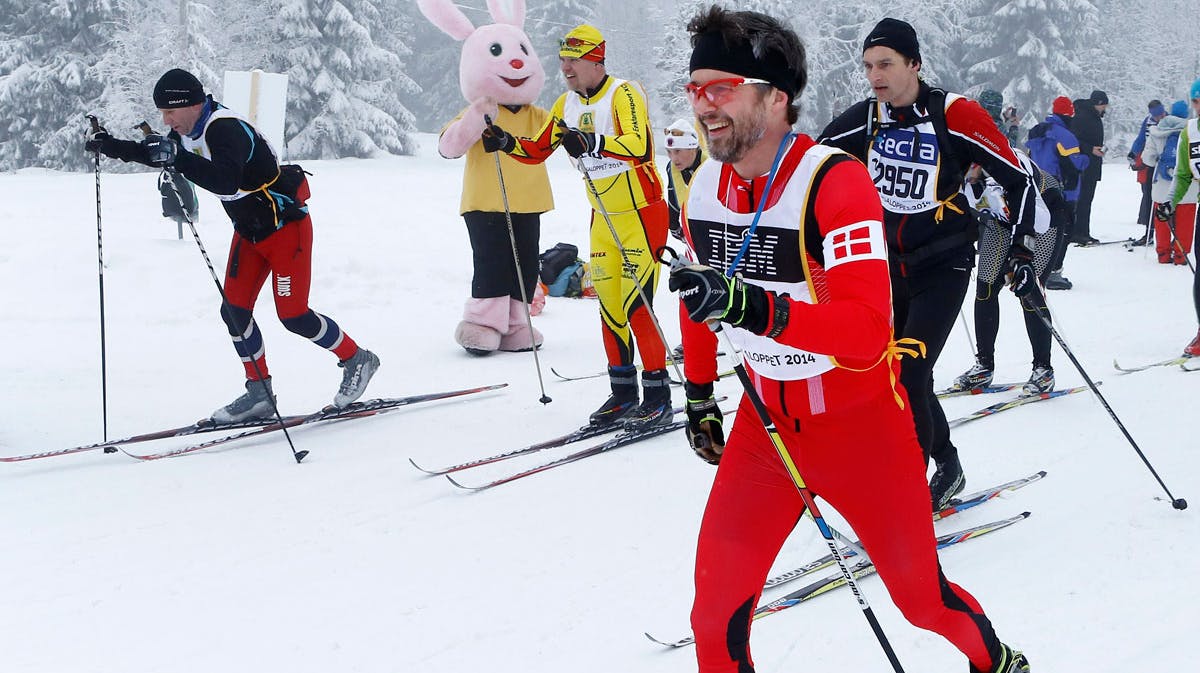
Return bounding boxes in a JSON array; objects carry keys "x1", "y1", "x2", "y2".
[{"x1": 700, "y1": 88, "x2": 770, "y2": 164}]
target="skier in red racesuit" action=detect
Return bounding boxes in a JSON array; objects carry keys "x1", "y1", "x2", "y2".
[{"x1": 667, "y1": 8, "x2": 1030, "y2": 673}]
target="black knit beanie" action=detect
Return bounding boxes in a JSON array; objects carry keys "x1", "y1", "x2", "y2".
[
  {"x1": 153, "y1": 69, "x2": 206, "y2": 109},
  {"x1": 862, "y1": 18, "x2": 921, "y2": 66}
]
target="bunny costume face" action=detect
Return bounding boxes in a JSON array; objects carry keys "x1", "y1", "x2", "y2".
[{"x1": 418, "y1": 0, "x2": 545, "y2": 107}]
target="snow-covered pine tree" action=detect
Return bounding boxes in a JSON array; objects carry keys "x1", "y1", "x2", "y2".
[
  {"x1": 89, "y1": 0, "x2": 222, "y2": 167},
  {"x1": 651, "y1": 0, "x2": 707, "y2": 127},
  {"x1": 405, "y1": 0, "x2": 596, "y2": 134},
  {"x1": 1093, "y1": 0, "x2": 1200, "y2": 153},
  {"x1": 267, "y1": 0, "x2": 416, "y2": 159},
  {"x1": 0, "y1": 0, "x2": 118, "y2": 171},
  {"x1": 526, "y1": 0, "x2": 594, "y2": 112},
  {"x1": 958, "y1": 0, "x2": 1098, "y2": 134}
]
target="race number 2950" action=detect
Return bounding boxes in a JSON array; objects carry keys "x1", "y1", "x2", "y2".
[{"x1": 872, "y1": 163, "x2": 930, "y2": 199}]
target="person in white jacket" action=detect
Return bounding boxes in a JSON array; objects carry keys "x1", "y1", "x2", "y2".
[{"x1": 1142, "y1": 100, "x2": 1198, "y2": 264}]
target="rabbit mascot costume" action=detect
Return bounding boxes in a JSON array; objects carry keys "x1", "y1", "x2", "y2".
[{"x1": 418, "y1": 0, "x2": 553, "y2": 356}]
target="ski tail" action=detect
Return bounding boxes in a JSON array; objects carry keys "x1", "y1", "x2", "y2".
[{"x1": 445, "y1": 420, "x2": 688, "y2": 491}]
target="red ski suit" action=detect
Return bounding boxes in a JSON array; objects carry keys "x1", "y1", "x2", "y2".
[{"x1": 680, "y1": 135, "x2": 1003, "y2": 673}]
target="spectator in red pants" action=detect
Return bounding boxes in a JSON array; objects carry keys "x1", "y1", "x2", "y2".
[{"x1": 1144, "y1": 100, "x2": 1196, "y2": 264}]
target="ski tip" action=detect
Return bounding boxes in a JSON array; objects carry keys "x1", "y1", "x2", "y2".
[
  {"x1": 1018, "y1": 510, "x2": 1032, "y2": 519},
  {"x1": 444, "y1": 474, "x2": 478, "y2": 491},
  {"x1": 644, "y1": 632, "x2": 689, "y2": 648}
]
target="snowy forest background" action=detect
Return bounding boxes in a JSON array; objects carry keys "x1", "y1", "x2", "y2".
[{"x1": 2, "y1": 0, "x2": 1199, "y2": 173}]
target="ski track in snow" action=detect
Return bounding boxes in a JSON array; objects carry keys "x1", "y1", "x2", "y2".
[{"x1": 1, "y1": 135, "x2": 1197, "y2": 673}]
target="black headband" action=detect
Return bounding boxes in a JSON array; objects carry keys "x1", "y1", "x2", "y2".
[{"x1": 689, "y1": 30, "x2": 798, "y2": 99}]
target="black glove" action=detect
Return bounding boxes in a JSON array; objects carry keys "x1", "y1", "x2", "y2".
[
  {"x1": 1155, "y1": 201, "x2": 1175, "y2": 222},
  {"x1": 85, "y1": 123, "x2": 113, "y2": 155},
  {"x1": 667, "y1": 264, "x2": 788, "y2": 337},
  {"x1": 668, "y1": 218, "x2": 685, "y2": 241},
  {"x1": 559, "y1": 125, "x2": 599, "y2": 158},
  {"x1": 684, "y1": 381, "x2": 725, "y2": 465},
  {"x1": 976, "y1": 208, "x2": 1001, "y2": 230},
  {"x1": 1006, "y1": 235, "x2": 1038, "y2": 298},
  {"x1": 481, "y1": 120, "x2": 515, "y2": 154},
  {"x1": 142, "y1": 134, "x2": 177, "y2": 167}
]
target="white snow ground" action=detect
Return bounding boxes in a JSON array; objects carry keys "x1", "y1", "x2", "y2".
[{"x1": 1, "y1": 135, "x2": 1197, "y2": 673}]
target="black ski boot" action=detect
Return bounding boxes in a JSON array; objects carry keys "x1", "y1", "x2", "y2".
[
  {"x1": 588, "y1": 365, "x2": 639, "y2": 426},
  {"x1": 970, "y1": 642, "x2": 1030, "y2": 673},
  {"x1": 623, "y1": 368, "x2": 673, "y2": 430},
  {"x1": 930, "y1": 453, "x2": 966, "y2": 512}
]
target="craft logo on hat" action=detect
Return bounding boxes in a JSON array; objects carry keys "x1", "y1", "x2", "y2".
[
  {"x1": 153, "y1": 68, "x2": 205, "y2": 109},
  {"x1": 559, "y1": 24, "x2": 605, "y2": 63}
]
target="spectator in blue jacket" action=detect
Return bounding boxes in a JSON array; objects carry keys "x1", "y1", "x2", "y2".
[
  {"x1": 1128, "y1": 99, "x2": 1167, "y2": 244},
  {"x1": 1027, "y1": 96, "x2": 1090, "y2": 289}
]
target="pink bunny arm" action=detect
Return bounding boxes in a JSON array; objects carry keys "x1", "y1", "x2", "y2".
[{"x1": 439, "y1": 111, "x2": 489, "y2": 159}]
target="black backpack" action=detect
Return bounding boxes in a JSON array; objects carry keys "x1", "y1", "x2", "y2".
[{"x1": 538, "y1": 242, "x2": 579, "y2": 285}]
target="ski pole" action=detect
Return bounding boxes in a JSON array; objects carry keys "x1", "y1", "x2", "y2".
[
  {"x1": 958, "y1": 305, "x2": 977, "y2": 356},
  {"x1": 1022, "y1": 293, "x2": 1186, "y2": 509},
  {"x1": 486, "y1": 115, "x2": 551, "y2": 405},
  {"x1": 137, "y1": 122, "x2": 307, "y2": 464},
  {"x1": 567, "y1": 130, "x2": 683, "y2": 385},
  {"x1": 86, "y1": 114, "x2": 109, "y2": 441},
  {"x1": 659, "y1": 247, "x2": 905, "y2": 673}
]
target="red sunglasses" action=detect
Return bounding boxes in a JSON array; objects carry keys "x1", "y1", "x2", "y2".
[{"x1": 685, "y1": 77, "x2": 770, "y2": 105}]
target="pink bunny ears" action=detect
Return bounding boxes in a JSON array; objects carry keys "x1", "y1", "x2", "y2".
[{"x1": 417, "y1": 0, "x2": 526, "y2": 40}]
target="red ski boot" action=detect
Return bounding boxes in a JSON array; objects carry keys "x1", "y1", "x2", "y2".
[{"x1": 1184, "y1": 331, "x2": 1200, "y2": 357}]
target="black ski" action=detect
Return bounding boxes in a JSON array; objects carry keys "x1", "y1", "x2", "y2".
[
  {"x1": 445, "y1": 420, "x2": 688, "y2": 491},
  {"x1": 1075, "y1": 237, "x2": 1133, "y2": 248},
  {"x1": 409, "y1": 406, "x2": 686, "y2": 475},
  {"x1": 120, "y1": 384, "x2": 507, "y2": 461},
  {"x1": 2, "y1": 415, "x2": 301, "y2": 463},
  {"x1": 935, "y1": 381, "x2": 1024, "y2": 399}
]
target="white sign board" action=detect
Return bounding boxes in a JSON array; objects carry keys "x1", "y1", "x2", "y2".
[{"x1": 222, "y1": 70, "x2": 289, "y2": 161}]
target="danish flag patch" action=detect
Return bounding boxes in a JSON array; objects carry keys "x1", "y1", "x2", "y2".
[{"x1": 823, "y1": 220, "x2": 887, "y2": 269}]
